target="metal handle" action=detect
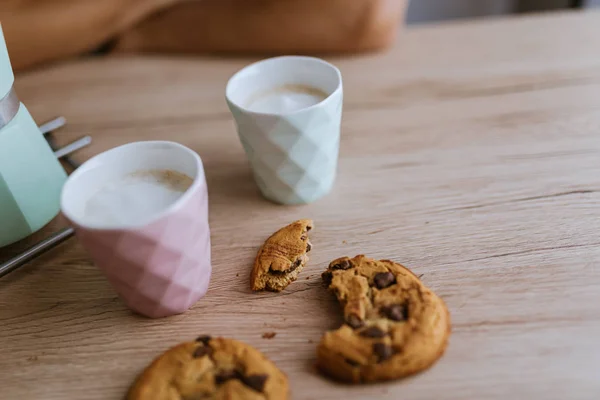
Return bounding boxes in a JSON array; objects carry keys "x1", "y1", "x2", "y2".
[
  {"x1": 54, "y1": 136, "x2": 92, "y2": 159},
  {"x1": 39, "y1": 116, "x2": 67, "y2": 135},
  {"x1": 0, "y1": 228, "x2": 75, "y2": 278}
]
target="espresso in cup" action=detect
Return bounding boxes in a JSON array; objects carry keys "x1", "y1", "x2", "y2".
[
  {"x1": 83, "y1": 169, "x2": 193, "y2": 227},
  {"x1": 245, "y1": 84, "x2": 328, "y2": 114}
]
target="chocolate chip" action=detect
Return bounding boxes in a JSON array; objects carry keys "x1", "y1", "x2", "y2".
[
  {"x1": 331, "y1": 259, "x2": 352, "y2": 270},
  {"x1": 269, "y1": 269, "x2": 286, "y2": 275},
  {"x1": 269, "y1": 259, "x2": 302, "y2": 275},
  {"x1": 290, "y1": 259, "x2": 302, "y2": 271},
  {"x1": 322, "y1": 271, "x2": 333, "y2": 285},
  {"x1": 195, "y1": 335, "x2": 211, "y2": 344},
  {"x1": 192, "y1": 346, "x2": 212, "y2": 358},
  {"x1": 301, "y1": 235, "x2": 307, "y2": 241},
  {"x1": 306, "y1": 242, "x2": 312, "y2": 252},
  {"x1": 373, "y1": 272, "x2": 395, "y2": 289},
  {"x1": 215, "y1": 370, "x2": 241, "y2": 384},
  {"x1": 382, "y1": 304, "x2": 408, "y2": 321},
  {"x1": 373, "y1": 343, "x2": 394, "y2": 362},
  {"x1": 345, "y1": 358, "x2": 360, "y2": 367},
  {"x1": 346, "y1": 314, "x2": 364, "y2": 329},
  {"x1": 306, "y1": 226, "x2": 312, "y2": 231},
  {"x1": 241, "y1": 374, "x2": 268, "y2": 392},
  {"x1": 359, "y1": 326, "x2": 387, "y2": 338}
]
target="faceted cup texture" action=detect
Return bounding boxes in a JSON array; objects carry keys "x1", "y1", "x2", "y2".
[
  {"x1": 70, "y1": 185, "x2": 211, "y2": 318},
  {"x1": 228, "y1": 90, "x2": 343, "y2": 205}
]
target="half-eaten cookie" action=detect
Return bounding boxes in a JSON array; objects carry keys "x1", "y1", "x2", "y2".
[{"x1": 317, "y1": 255, "x2": 451, "y2": 383}]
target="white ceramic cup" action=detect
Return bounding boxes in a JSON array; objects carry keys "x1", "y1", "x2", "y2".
[{"x1": 226, "y1": 56, "x2": 343, "y2": 205}]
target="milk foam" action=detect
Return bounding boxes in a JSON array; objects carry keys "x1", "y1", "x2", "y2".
[
  {"x1": 245, "y1": 84, "x2": 328, "y2": 113},
  {"x1": 82, "y1": 170, "x2": 193, "y2": 226}
]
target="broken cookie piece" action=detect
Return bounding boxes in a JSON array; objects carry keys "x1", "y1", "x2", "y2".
[{"x1": 251, "y1": 219, "x2": 313, "y2": 292}]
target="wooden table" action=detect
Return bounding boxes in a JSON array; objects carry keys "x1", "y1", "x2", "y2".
[{"x1": 2, "y1": 10, "x2": 600, "y2": 399}]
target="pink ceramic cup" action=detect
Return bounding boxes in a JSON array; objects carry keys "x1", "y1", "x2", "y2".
[{"x1": 60, "y1": 141, "x2": 211, "y2": 318}]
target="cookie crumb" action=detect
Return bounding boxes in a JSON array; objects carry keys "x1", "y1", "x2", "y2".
[
  {"x1": 262, "y1": 332, "x2": 276, "y2": 339},
  {"x1": 306, "y1": 276, "x2": 310, "y2": 280},
  {"x1": 307, "y1": 339, "x2": 314, "y2": 344},
  {"x1": 342, "y1": 240, "x2": 347, "y2": 244},
  {"x1": 27, "y1": 355, "x2": 38, "y2": 362},
  {"x1": 236, "y1": 273, "x2": 239, "y2": 277}
]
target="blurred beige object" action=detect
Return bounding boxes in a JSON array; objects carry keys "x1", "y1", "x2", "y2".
[
  {"x1": 0, "y1": 0, "x2": 407, "y2": 71},
  {"x1": 1, "y1": 0, "x2": 178, "y2": 70}
]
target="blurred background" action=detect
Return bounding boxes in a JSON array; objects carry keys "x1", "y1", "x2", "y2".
[
  {"x1": 4, "y1": 0, "x2": 600, "y2": 72},
  {"x1": 406, "y1": 0, "x2": 595, "y2": 24}
]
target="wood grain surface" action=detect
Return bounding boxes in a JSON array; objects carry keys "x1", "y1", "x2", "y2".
[{"x1": 2, "y1": 10, "x2": 600, "y2": 400}]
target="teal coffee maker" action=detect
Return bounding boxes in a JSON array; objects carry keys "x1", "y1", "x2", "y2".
[{"x1": 0, "y1": 25, "x2": 67, "y2": 247}]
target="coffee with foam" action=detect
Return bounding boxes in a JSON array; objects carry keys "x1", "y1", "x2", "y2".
[
  {"x1": 82, "y1": 169, "x2": 193, "y2": 226},
  {"x1": 245, "y1": 84, "x2": 328, "y2": 113}
]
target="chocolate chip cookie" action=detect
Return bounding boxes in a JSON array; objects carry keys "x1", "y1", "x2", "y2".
[
  {"x1": 128, "y1": 336, "x2": 289, "y2": 399},
  {"x1": 317, "y1": 255, "x2": 451, "y2": 383},
  {"x1": 251, "y1": 219, "x2": 313, "y2": 292}
]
